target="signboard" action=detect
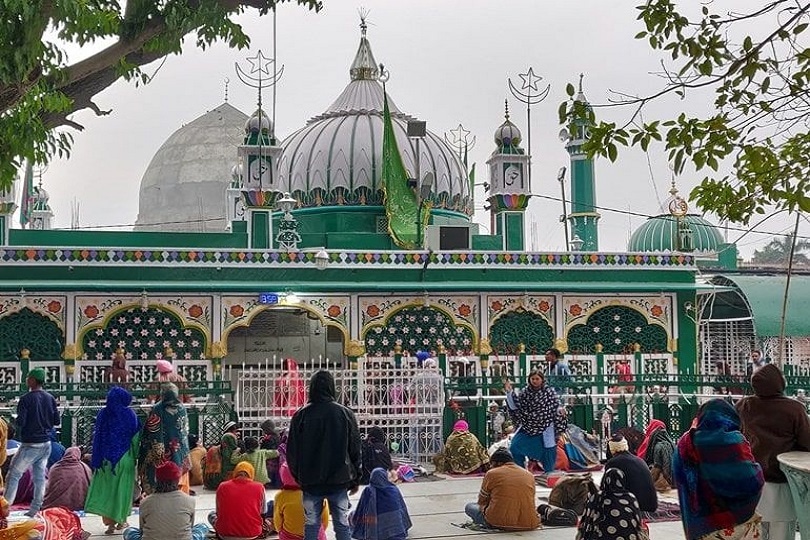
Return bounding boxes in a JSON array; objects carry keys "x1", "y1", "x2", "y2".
[{"x1": 259, "y1": 293, "x2": 279, "y2": 305}]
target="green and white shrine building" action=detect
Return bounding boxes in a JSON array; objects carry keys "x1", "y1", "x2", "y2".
[{"x1": 0, "y1": 23, "x2": 807, "y2": 446}]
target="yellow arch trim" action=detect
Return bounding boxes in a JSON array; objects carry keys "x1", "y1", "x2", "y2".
[
  {"x1": 221, "y1": 304, "x2": 349, "y2": 345},
  {"x1": 77, "y1": 302, "x2": 210, "y2": 358},
  {"x1": 361, "y1": 302, "x2": 479, "y2": 345}
]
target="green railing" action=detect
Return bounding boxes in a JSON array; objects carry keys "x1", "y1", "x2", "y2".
[
  {"x1": 0, "y1": 381, "x2": 235, "y2": 449},
  {"x1": 443, "y1": 373, "x2": 810, "y2": 446}
]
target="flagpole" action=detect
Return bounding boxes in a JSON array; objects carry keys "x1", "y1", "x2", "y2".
[{"x1": 272, "y1": 6, "x2": 277, "y2": 133}]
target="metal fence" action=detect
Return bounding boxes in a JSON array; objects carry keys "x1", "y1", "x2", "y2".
[{"x1": 226, "y1": 359, "x2": 445, "y2": 464}]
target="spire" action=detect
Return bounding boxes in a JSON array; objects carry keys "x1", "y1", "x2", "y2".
[
  {"x1": 350, "y1": 13, "x2": 379, "y2": 81},
  {"x1": 504, "y1": 99, "x2": 510, "y2": 121},
  {"x1": 575, "y1": 73, "x2": 588, "y2": 103}
]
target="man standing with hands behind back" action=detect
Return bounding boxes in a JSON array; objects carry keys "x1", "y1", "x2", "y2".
[
  {"x1": 4, "y1": 367, "x2": 60, "y2": 517},
  {"x1": 287, "y1": 370, "x2": 361, "y2": 540}
]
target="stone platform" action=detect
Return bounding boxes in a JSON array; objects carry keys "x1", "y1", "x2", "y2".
[{"x1": 67, "y1": 472, "x2": 701, "y2": 540}]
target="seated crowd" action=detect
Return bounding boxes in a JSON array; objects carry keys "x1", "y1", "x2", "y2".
[{"x1": 2, "y1": 362, "x2": 808, "y2": 540}]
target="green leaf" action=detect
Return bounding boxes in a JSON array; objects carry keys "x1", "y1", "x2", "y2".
[
  {"x1": 607, "y1": 143, "x2": 618, "y2": 162},
  {"x1": 566, "y1": 83, "x2": 575, "y2": 97}
]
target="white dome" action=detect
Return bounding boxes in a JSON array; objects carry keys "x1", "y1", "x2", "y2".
[
  {"x1": 274, "y1": 28, "x2": 472, "y2": 214},
  {"x1": 135, "y1": 103, "x2": 248, "y2": 232}
]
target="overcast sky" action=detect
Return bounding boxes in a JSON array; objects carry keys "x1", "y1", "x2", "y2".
[{"x1": 26, "y1": 0, "x2": 808, "y2": 258}]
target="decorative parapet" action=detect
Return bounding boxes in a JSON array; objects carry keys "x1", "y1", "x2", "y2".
[{"x1": 0, "y1": 248, "x2": 696, "y2": 270}]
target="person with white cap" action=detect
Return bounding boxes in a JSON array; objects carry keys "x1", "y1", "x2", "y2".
[{"x1": 604, "y1": 434, "x2": 658, "y2": 513}]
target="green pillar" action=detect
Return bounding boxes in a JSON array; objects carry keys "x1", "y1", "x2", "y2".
[
  {"x1": 0, "y1": 214, "x2": 9, "y2": 245},
  {"x1": 494, "y1": 212, "x2": 525, "y2": 251},
  {"x1": 249, "y1": 209, "x2": 271, "y2": 249},
  {"x1": 676, "y1": 290, "x2": 699, "y2": 393}
]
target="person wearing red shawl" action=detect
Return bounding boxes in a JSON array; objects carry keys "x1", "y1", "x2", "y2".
[
  {"x1": 673, "y1": 399, "x2": 764, "y2": 540},
  {"x1": 210, "y1": 461, "x2": 269, "y2": 540},
  {"x1": 636, "y1": 419, "x2": 675, "y2": 491},
  {"x1": 273, "y1": 359, "x2": 306, "y2": 416}
]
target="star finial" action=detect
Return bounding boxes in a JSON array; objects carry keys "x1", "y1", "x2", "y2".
[
  {"x1": 518, "y1": 67, "x2": 543, "y2": 92},
  {"x1": 449, "y1": 123, "x2": 470, "y2": 143},
  {"x1": 246, "y1": 50, "x2": 274, "y2": 76},
  {"x1": 359, "y1": 7, "x2": 370, "y2": 37}
]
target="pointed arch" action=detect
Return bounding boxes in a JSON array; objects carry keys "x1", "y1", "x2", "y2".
[
  {"x1": 0, "y1": 308, "x2": 64, "y2": 360},
  {"x1": 566, "y1": 305, "x2": 668, "y2": 354},
  {"x1": 363, "y1": 304, "x2": 476, "y2": 357},
  {"x1": 489, "y1": 309, "x2": 554, "y2": 356}
]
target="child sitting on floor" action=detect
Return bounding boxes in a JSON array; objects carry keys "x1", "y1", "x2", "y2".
[
  {"x1": 271, "y1": 463, "x2": 328, "y2": 540},
  {"x1": 231, "y1": 436, "x2": 279, "y2": 487}
]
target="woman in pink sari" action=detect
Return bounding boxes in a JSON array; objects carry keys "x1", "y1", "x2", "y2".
[{"x1": 273, "y1": 359, "x2": 306, "y2": 415}]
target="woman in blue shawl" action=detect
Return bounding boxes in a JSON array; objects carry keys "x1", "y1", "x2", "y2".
[
  {"x1": 138, "y1": 383, "x2": 191, "y2": 496},
  {"x1": 351, "y1": 468, "x2": 412, "y2": 540},
  {"x1": 85, "y1": 386, "x2": 141, "y2": 534},
  {"x1": 673, "y1": 399, "x2": 764, "y2": 540}
]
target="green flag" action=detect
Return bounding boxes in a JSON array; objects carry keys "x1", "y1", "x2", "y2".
[
  {"x1": 19, "y1": 160, "x2": 34, "y2": 227},
  {"x1": 381, "y1": 93, "x2": 425, "y2": 249}
]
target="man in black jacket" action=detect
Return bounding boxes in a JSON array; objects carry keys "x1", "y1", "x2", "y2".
[{"x1": 287, "y1": 370, "x2": 361, "y2": 540}]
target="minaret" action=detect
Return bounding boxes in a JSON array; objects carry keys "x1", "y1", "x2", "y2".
[
  {"x1": 564, "y1": 75, "x2": 600, "y2": 251},
  {"x1": 238, "y1": 108, "x2": 282, "y2": 248},
  {"x1": 29, "y1": 183, "x2": 54, "y2": 230},
  {"x1": 487, "y1": 102, "x2": 531, "y2": 251}
]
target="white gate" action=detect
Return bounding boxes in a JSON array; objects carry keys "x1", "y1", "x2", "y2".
[{"x1": 227, "y1": 359, "x2": 445, "y2": 464}]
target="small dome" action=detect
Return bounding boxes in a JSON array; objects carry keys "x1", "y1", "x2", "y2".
[
  {"x1": 230, "y1": 163, "x2": 243, "y2": 188},
  {"x1": 245, "y1": 108, "x2": 272, "y2": 135},
  {"x1": 494, "y1": 119, "x2": 521, "y2": 148},
  {"x1": 628, "y1": 214, "x2": 724, "y2": 253}
]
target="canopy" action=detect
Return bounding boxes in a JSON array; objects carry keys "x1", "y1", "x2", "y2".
[{"x1": 717, "y1": 274, "x2": 810, "y2": 337}]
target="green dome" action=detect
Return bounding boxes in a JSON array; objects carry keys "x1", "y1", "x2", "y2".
[{"x1": 628, "y1": 214, "x2": 723, "y2": 253}]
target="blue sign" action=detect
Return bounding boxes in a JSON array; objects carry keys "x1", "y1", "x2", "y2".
[{"x1": 259, "y1": 293, "x2": 279, "y2": 305}]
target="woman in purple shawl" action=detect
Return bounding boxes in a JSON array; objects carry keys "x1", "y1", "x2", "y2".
[
  {"x1": 42, "y1": 447, "x2": 91, "y2": 510},
  {"x1": 351, "y1": 468, "x2": 411, "y2": 540},
  {"x1": 673, "y1": 399, "x2": 764, "y2": 540}
]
